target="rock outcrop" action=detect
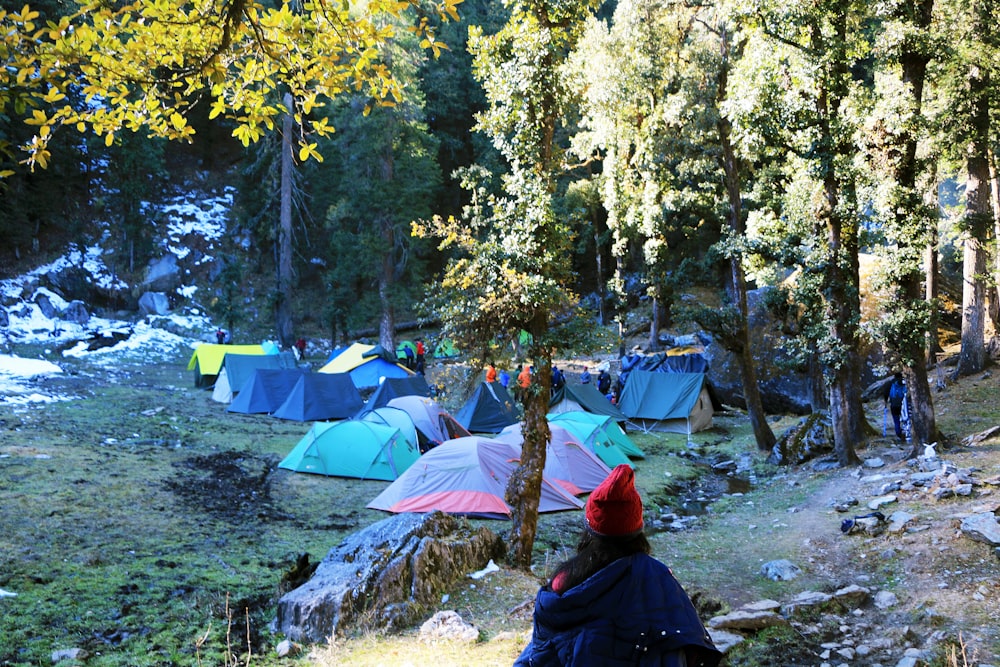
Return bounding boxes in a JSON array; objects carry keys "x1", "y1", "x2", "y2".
[{"x1": 274, "y1": 511, "x2": 503, "y2": 643}]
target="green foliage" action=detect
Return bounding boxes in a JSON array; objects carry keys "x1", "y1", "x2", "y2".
[
  {"x1": 312, "y1": 27, "x2": 442, "y2": 339},
  {"x1": 105, "y1": 131, "x2": 166, "y2": 274}
]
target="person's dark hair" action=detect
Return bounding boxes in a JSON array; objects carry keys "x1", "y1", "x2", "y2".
[{"x1": 551, "y1": 530, "x2": 651, "y2": 592}]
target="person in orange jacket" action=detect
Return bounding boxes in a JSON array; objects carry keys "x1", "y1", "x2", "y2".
[{"x1": 485, "y1": 362, "x2": 498, "y2": 383}]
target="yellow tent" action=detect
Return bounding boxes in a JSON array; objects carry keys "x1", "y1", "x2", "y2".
[
  {"x1": 319, "y1": 342, "x2": 413, "y2": 389},
  {"x1": 318, "y1": 342, "x2": 377, "y2": 374},
  {"x1": 187, "y1": 343, "x2": 269, "y2": 387}
]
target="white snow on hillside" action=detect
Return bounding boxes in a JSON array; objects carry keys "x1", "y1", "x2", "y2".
[{"x1": 1, "y1": 186, "x2": 239, "y2": 406}]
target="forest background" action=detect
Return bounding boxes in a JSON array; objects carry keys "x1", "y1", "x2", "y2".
[{"x1": 2, "y1": 0, "x2": 1000, "y2": 573}]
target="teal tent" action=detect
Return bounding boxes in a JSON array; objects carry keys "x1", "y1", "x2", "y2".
[
  {"x1": 617, "y1": 370, "x2": 714, "y2": 434},
  {"x1": 547, "y1": 411, "x2": 643, "y2": 464},
  {"x1": 549, "y1": 382, "x2": 627, "y2": 422},
  {"x1": 278, "y1": 420, "x2": 419, "y2": 481}
]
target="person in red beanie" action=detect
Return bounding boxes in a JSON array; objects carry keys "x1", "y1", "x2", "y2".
[{"x1": 514, "y1": 464, "x2": 722, "y2": 667}]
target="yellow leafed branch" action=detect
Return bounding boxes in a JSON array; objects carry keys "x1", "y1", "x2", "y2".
[{"x1": 1, "y1": 0, "x2": 463, "y2": 173}]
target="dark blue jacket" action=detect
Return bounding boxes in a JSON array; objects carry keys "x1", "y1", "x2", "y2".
[{"x1": 514, "y1": 554, "x2": 721, "y2": 667}]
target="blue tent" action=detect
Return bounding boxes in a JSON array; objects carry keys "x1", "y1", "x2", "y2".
[
  {"x1": 272, "y1": 372, "x2": 364, "y2": 422},
  {"x1": 455, "y1": 382, "x2": 520, "y2": 434},
  {"x1": 358, "y1": 375, "x2": 432, "y2": 415},
  {"x1": 228, "y1": 368, "x2": 308, "y2": 415}
]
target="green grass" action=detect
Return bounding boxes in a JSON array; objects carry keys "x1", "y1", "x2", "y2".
[{"x1": 4, "y1": 346, "x2": 1000, "y2": 665}]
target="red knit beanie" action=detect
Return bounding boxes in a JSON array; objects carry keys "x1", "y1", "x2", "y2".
[{"x1": 585, "y1": 464, "x2": 643, "y2": 538}]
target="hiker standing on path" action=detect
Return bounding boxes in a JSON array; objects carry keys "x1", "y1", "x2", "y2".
[
  {"x1": 485, "y1": 362, "x2": 498, "y2": 384},
  {"x1": 580, "y1": 365, "x2": 591, "y2": 385},
  {"x1": 514, "y1": 465, "x2": 722, "y2": 667},
  {"x1": 414, "y1": 338, "x2": 426, "y2": 375},
  {"x1": 882, "y1": 372, "x2": 907, "y2": 441}
]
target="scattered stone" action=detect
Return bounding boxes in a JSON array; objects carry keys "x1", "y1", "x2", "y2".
[
  {"x1": 708, "y1": 609, "x2": 787, "y2": 631},
  {"x1": 932, "y1": 487, "x2": 955, "y2": 501},
  {"x1": 781, "y1": 591, "x2": 832, "y2": 616},
  {"x1": 873, "y1": 591, "x2": 898, "y2": 610},
  {"x1": 138, "y1": 292, "x2": 171, "y2": 316},
  {"x1": 760, "y1": 559, "x2": 801, "y2": 581},
  {"x1": 887, "y1": 511, "x2": 915, "y2": 533},
  {"x1": 868, "y1": 495, "x2": 897, "y2": 510},
  {"x1": 740, "y1": 599, "x2": 782, "y2": 612},
  {"x1": 863, "y1": 457, "x2": 885, "y2": 469},
  {"x1": 51, "y1": 648, "x2": 89, "y2": 663},
  {"x1": 274, "y1": 639, "x2": 299, "y2": 657},
  {"x1": 419, "y1": 610, "x2": 479, "y2": 643},
  {"x1": 706, "y1": 628, "x2": 745, "y2": 653},
  {"x1": 960, "y1": 512, "x2": 1000, "y2": 546},
  {"x1": 831, "y1": 585, "x2": 870, "y2": 607},
  {"x1": 832, "y1": 497, "x2": 859, "y2": 512}
]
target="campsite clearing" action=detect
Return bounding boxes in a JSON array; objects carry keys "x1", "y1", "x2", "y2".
[{"x1": 2, "y1": 345, "x2": 1000, "y2": 666}]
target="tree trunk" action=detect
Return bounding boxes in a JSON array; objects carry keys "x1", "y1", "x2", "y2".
[
  {"x1": 716, "y1": 24, "x2": 776, "y2": 453},
  {"x1": 816, "y1": 14, "x2": 864, "y2": 466},
  {"x1": 988, "y1": 148, "x2": 1000, "y2": 334},
  {"x1": 594, "y1": 217, "x2": 606, "y2": 325},
  {"x1": 378, "y1": 134, "x2": 397, "y2": 351},
  {"x1": 275, "y1": 92, "x2": 295, "y2": 349},
  {"x1": 954, "y1": 63, "x2": 990, "y2": 378},
  {"x1": 505, "y1": 321, "x2": 550, "y2": 569},
  {"x1": 648, "y1": 295, "x2": 662, "y2": 351},
  {"x1": 925, "y1": 165, "x2": 941, "y2": 366}
]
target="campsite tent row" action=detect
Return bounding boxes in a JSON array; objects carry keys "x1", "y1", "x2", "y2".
[
  {"x1": 278, "y1": 406, "x2": 637, "y2": 518},
  {"x1": 278, "y1": 395, "x2": 470, "y2": 480}
]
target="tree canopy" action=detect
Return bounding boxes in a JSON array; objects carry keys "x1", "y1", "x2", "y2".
[{"x1": 0, "y1": 0, "x2": 461, "y2": 174}]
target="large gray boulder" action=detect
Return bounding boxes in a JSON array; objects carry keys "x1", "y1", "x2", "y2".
[
  {"x1": 141, "y1": 254, "x2": 180, "y2": 293},
  {"x1": 61, "y1": 300, "x2": 90, "y2": 325},
  {"x1": 138, "y1": 292, "x2": 171, "y2": 316},
  {"x1": 274, "y1": 511, "x2": 503, "y2": 643}
]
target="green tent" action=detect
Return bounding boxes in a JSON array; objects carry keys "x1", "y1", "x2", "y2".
[
  {"x1": 549, "y1": 382, "x2": 627, "y2": 421},
  {"x1": 547, "y1": 410, "x2": 644, "y2": 460},
  {"x1": 278, "y1": 421, "x2": 419, "y2": 481},
  {"x1": 433, "y1": 338, "x2": 460, "y2": 358}
]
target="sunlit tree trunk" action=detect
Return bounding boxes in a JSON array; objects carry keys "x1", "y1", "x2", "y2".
[
  {"x1": 954, "y1": 62, "x2": 990, "y2": 378},
  {"x1": 926, "y1": 164, "x2": 941, "y2": 367},
  {"x1": 987, "y1": 149, "x2": 1000, "y2": 334},
  {"x1": 716, "y1": 24, "x2": 776, "y2": 453},
  {"x1": 506, "y1": 316, "x2": 550, "y2": 568}
]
